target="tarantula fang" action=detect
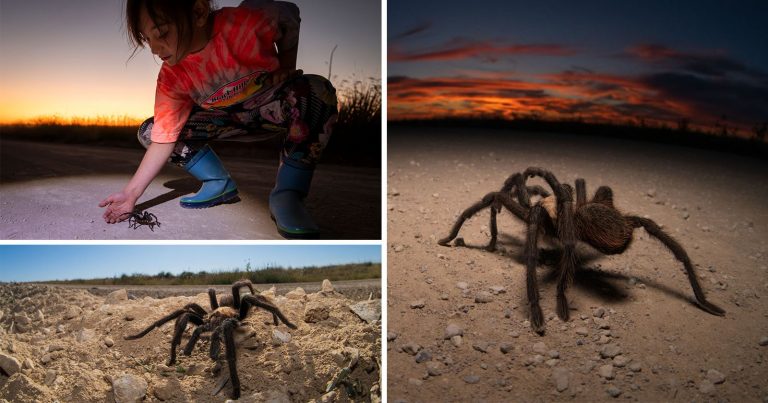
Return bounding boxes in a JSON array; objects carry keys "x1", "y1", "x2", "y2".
[
  {"x1": 121, "y1": 210, "x2": 161, "y2": 231},
  {"x1": 438, "y1": 167, "x2": 724, "y2": 334},
  {"x1": 123, "y1": 280, "x2": 296, "y2": 399}
]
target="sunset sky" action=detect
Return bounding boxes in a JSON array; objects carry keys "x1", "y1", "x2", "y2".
[
  {"x1": 388, "y1": 0, "x2": 768, "y2": 135},
  {"x1": 0, "y1": 0, "x2": 380, "y2": 124}
]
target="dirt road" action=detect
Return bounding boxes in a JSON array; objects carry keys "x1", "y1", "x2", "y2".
[
  {"x1": 0, "y1": 140, "x2": 380, "y2": 240},
  {"x1": 387, "y1": 126, "x2": 768, "y2": 402},
  {"x1": 55, "y1": 278, "x2": 381, "y2": 301}
]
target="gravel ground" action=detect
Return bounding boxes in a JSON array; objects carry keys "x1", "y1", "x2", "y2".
[
  {"x1": 0, "y1": 280, "x2": 381, "y2": 402},
  {"x1": 387, "y1": 126, "x2": 768, "y2": 402}
]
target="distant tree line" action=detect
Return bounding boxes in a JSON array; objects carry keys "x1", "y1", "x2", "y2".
[{"x1": 45, "y1": 262, "x2": 380, "y2": 286}]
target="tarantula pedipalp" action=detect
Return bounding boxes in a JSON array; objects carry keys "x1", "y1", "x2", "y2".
[
  {"x1": 123, "y1": 280, "x2": 297, "y2": 399},
  {"x1": 438, "y1": 167, "x2": 725, "y2": 334}
]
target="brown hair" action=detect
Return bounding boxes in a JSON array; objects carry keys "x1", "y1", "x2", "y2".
[{"x1": 125, "y1": 0, "x2": 213, "y2": 58}]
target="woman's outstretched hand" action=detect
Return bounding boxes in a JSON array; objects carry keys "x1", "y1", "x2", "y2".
[{"x1": 99, "y1": 192, "x2": 136, "y2": 224}]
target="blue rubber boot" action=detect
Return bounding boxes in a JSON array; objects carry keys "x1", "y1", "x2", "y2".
[
  {"x1": 180, "y1": 145, "x2": 239, "y2": 209},
  {"x1": 269, "y1": 159, "x2": 319, "y2": 239}
]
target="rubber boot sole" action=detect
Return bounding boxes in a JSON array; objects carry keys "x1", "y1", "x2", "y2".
[
  {"x1": 270, "y1": 214, "x2": 320, "y2": 239},
  {"x1": 180, "y1": 189, "x2": 240, "y2": 209}
]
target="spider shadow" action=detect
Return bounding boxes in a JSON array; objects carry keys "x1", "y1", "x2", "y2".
[
  {"x1": 454, "y1": 232, "x2": 703, "y2": 310},
  {"x1": 134, "y1": 178, "x2": 241, "y2": 211}
]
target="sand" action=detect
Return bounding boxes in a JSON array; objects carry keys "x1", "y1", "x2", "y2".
[{"x1": 387, "y1": 125, "x2": 768, "y2": 402}]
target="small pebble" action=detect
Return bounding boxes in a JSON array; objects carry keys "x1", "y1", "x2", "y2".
[
  {"x1": 699, "y1": 379, "x2": 715, "y2": 394},
  {"x1": 104, "y1": 337, "x2": 114, "y2": 347},
  {"x1": 444, "y1": 324, "x2": 463, "y2": 339},
  {"x1": 410, "y1": 300, "x2": 425, "y2": 309},
  {"x1": 552, "y1": 368, "x2": 569, "y2": 392},
  {"x1": 415, "y1": 350, "x2": 432, "y2": 363},
  {"x1": 759, "y1": 336, "x2": 768, "y2": 346},
  {"x1": 707, "y1": 369, "x2": 725, "y2": 384},
  {"x1": 575, "y1": 327, "x2": 589, "y2": 336},
  {"x1": 472, "y1": 342, "x2": 489, "y2": 353},
  {"x1": 456, "y1": 282, "x2": 468, "y2": 290},
  {"x1": 629, "y1": 362, "x2": 642, "y2": 372},
  {"x1": 451, "y1": 335, "x2": 462, "y2": 347},
  {"x1": 463, "y1": 375, "x2": 481, "y2": 384},
  {"x1": 599, "y1": 364, "x2": 615, "y2": 379},
  {"x1": 593, "y1": 307, "x2": 605, "y2": 318},
  {"x1": 607, "y1": 386, "x2": 622, "y2": 398},
  {"x1": 402, "y1": 342, "x2": 420, "y2": 355},
  {"x1": 600, "y1": 344, "x2": 621, "y2": 359},
  {"x1": 533, "y1": 342, "x2": 547, "y2": 355},
  {"x1": 613, "y1": 355, "x2": 630, "y2": 368},
  {"x1": 387, "y1": 332, "x2": 398, "y2": 341},
  {"x1": 474, "y1": 291, "x2": 493, "y2": 303},
  {"x1": 426, "y1": 362, "x2": 442, "y2": 376},
  {"x1": 499, "y1": 343, "x2": 513, "y2": 354},
  {"x1": 548, "y1": 350, "x2": 560, "y2": 359}
]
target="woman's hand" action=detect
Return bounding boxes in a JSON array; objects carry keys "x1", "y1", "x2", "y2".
[
  {"x1": 99, "y1": 192, "x2": 137, "y2": 223},
  {"x1": 98, "y1": 141, "x2": 176, "y2": 224}
]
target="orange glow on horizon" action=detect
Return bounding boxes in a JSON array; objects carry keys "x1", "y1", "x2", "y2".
[{"x1": 0, "y1": 115, "x2": 145, "y2": 127}]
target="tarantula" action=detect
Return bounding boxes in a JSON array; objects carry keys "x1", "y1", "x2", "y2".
[
  {"x1": 123, "y1": 280, "x2": 297, "y2": 399},
  {"x1": 438, "y1": 167, "x2": 725, "y2": 334},
  {"x1": 121, "y1": 210, "x2": 161, "y2": 231}
]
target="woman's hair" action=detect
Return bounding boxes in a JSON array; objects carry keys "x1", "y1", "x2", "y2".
[{"x1": 125, "y1": 0, "x2": 214, "y2": 58}]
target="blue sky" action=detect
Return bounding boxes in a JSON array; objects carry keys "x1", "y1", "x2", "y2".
[{"x1": 0, "y1": 245, "x2": 381, "y2": 282}]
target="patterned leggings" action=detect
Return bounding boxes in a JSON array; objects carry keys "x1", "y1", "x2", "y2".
[{"x1": 137, "y1": 74, "x2": 338, "y2": 167}]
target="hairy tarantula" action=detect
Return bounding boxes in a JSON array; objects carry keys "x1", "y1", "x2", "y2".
[
  {"x1": 123, "y1": 280, "x2": 297, "y2": 399},
  {"x1": 438, "y1": 167, "x2": 725, "y2": 334},
  {"x1": 121, "y1": 210, "x2": 161, "y2": 231}
]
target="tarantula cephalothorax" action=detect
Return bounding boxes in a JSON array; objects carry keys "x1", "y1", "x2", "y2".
[
  {"x1": 438, "y1": 167, "x2": 725, "y2": 334},
  {"x1": 121, "y1": 210, "x2": 161, "y2": 231},
  {"x1": 123, "y1": 280, "x2": 297, "y2": 399}
]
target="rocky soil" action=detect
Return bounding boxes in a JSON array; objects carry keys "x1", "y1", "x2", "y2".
[
  {"x1": 387, "y1": 126, "x2": 768, "y2": 402},
  {"x1": 0, "y1": 281, "x2": 381, "y2": 402}
]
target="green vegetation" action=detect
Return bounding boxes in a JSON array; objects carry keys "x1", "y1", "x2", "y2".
[{"x1": 45, "y1": 262, "x2": 380, "y2": 286}]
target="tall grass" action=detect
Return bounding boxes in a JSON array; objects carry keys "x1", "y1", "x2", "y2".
[{"x1": 45, "y1": 262, "x2": 380, "y2": 286}]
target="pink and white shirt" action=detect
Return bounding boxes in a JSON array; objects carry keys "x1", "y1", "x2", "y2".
[{"x1": 151, "y1": 7, "x2": 280, "y2": 143}]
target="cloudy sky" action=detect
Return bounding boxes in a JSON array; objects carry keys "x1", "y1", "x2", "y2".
[
  {"x1": 0, "y1": 0, "x2": 381, "y2": 123},
  {"x1": 388, "y1": 0, "x2": 768, "y2": 136}
]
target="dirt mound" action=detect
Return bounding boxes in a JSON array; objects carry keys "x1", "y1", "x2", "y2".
[{"x1": 0, "y1": 282, "x2": 381, "y2": 402}]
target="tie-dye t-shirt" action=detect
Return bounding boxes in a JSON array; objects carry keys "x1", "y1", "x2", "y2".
[{"x1": 151, "y1": 7, "x2": 280, "y2": 143}]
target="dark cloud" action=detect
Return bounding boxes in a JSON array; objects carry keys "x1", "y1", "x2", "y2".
[
  {"x1": 390, "y1": 22, "x2": 432, "y2": 41},
  {"x1": 640, "y1": 71, "x2": 768, "y2": 124},
  {"x1": 389, "y1": 39, "x2": 575, "y2": 62},
  {"x1": 628, "y1": 43, "x2": 768, "y2": 80}
]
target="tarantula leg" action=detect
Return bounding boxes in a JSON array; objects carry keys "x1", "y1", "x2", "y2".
[
  {"x1": 183, "y1": 321, "x2": 210, "y2": 356},
  {"x1": 487, "y1": 204, "x2": 499, "y2": 251},
  {"x1": 208, "y1": 289, "x2": 219, "y2": 310},
  {"x1": 522, "y1": 167, "x2": 566, "y2": 200},
  {"x1": 555, "y1": 194, "x2": 577, "y2": 322},
  {"x1": 239, "y1": 295, "x2": 298, "y2": 329},
  {"x1": 123, "y1": 304, "x2": 206, "y2": 340},
  {"x1": 222, "y1": 319, "x2": 241, "y2": 399},
  {"x1": 168, "y1": 313, "x2": 193, "y2": 366},
  {"x1": 231, "y1": 279, "x2": 257, "y2": 308},
  {"x1": 629, "y1": 216, "x2": 725, "y2": 316},
  {"x1": 575, "y1": 179, "x2": 586, "y2": 207},
  {"x1": 209, "y1": 330, "x2": 222, "y2": 360},
  {"x1": 438, "y1": 193, "x2": 497, "y2": 246},
  {"x1": 524, "y1": 205, "x2": 547, "y2": 334}
]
